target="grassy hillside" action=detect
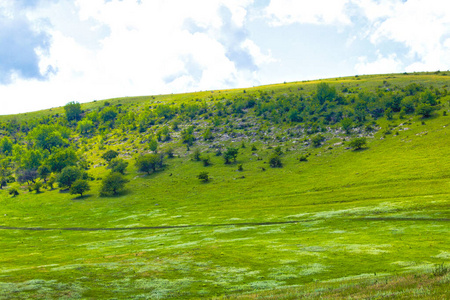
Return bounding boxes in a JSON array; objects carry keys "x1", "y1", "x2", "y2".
[{"x1": 0, "y1": 72, "x2": 449, "y2": 299}]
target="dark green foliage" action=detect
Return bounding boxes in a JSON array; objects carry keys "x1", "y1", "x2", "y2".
[
  {"x1": 57, "y1": 166, "x2": 82, "y2": 189},
  {"x1": 349, "y1": 137, "x2": 367, "y2": 150},
  {"x1": 311, "y1": 134, "x2": 325, "y2": 147},
  {"x1": 70, "y1": 179, "x2": 90, "y2": 197},
  {"x1": 38, "y1": 165, "x2": 51, "y2": 182},
  {"x1": 32, "y1": 181, "x2": 43, "y2": 193},
  {"x1": 181, "y1": 126, "x2": 195, "y2": 145},
  {"x1": 416, "y1": 103, "x2": 434, "y2": 118},
  {"x1": 197, "y1": 171, "x2": 209, "y2": 182},
  {"x1": 237, "y1": 164, "x2": 243, "y2": 171},
  {"x1": 77, "y1": 120, "x2": 94, "y2": 134},
  {"x1": 341, "y1": 118, "x2": 353, "y2": 133},
  {"x1": 269, "y1": 154, "x2": 282, "y2": 168},
  {"x1": 100, "y1": 107, "x2": 118, "y2": 123},
  {"x1": 135, "y1": 154, "x2": 163, "y2": 174},
  {"x1": 29, "y1": 125, "x2": 68, "y2": 152},
  {"x1": 299, "y1": 155, "x2": 308, "y2": 162},
  {"x1": 192, "y1": 148, "x2": 201, "y2": 161},
  {"x1": 0, "y1": 137, "x2": 13, "y2": 156},
  {"x1": 223, "y1": 147, "x2": 238, "y2": 164},
  {"x1": 202, "y1": 156, "x2": 211, "y2": 167},
  {"x1": 316, "y1": 82, "x2": 336, "y2": 104},
  {"x1": 165, "y1": 147, "x2": 174, "y2": 158},
  {"x1": 102, "y1": 150, "x2": 119, "y2": 162},
  {"x1": 149, "y1": 138, "x2": 158, "y2": 153},
  {"x1": 251, "y1": 145, "x2": 257, "y2": 151},
  {"x1": 9, "y1": 187, "x2": 19, "y2": 197},
  {"x1": 47, "y1": 148, "x2": 78, "y2": 173},
  {"x1": 107, "y1": 158, "x2": 128, "y2": 174},
  {"x1": 16, "y1": 169, "x2": 38, "y2": 184},
  {"x1": 64, "y1": 101, "x2": 82, "y2": 122},
  {"x1": 101, "y1": 172, "x2": 128, "y2": 196},
  {"x1": 203, "y1": 128, "x2": 213, "y2": 141}
]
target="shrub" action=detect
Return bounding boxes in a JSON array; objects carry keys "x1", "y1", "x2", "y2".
[
  {"x1": 135, "y1": 154, "x2": 163, "y2": 174},
  {"x1": 197, "y1": 171, "x2": 209, "y2": 182},
  {"x1": 32, "y1": 182, "x2": 43, "y2": 193},
  {"x1": 107, "y1": 158, "x2": 128, "y2": 174},
  {"x1": 57, "y1": 166, "x2": 82, "y2": 189},
  {"x1": 9, "y1": 187, "x2": 19, "y2": 197},
  {"x1": 100, "y1": 172, "x2": 128, "y2": 196},
  {"x1": 311, "y1": 134, "x2": 325, "y2": 147},
  {"x1": 269, "y1": 154, "x2": 282, "y2": 168},
  {"x1": 70, "y1": 179, "x2": 91, "y2": 197},
  {"x1": 349, "y1": 137, "x2": 367, "y2": 150},
  {"x1": 102, "y1": 150, "x2": 118, "y2": 162}
]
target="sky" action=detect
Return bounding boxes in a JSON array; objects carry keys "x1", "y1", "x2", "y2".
[{"x1": 1, "y1": 0, "x2": 450, "y2": 115}]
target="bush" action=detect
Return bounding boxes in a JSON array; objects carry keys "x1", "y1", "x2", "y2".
[
  {"x1": 100, "y1": 172, "x2": 128, "y2": 196},
  {"x1": 349, "y1": 137, "x2": 367, "y2": 150},
  {"x1": 32, "y1": 182, "x2": 43, "y2": 193},
  {"x1": 102, "y1": 150, "x2": 118, "y2": 162},
  {"x1": 57, "y1": 166, "x2": 82, "y2": 189},
  {"x1": 70, "y1": 179, "x2": 90, "y2": 197},
  {"x1": 9, "y1": 187, "x2": 19, "y2": 197},
  {"x1": 107, "y1": 158, "x2": 128, "y2": 174},
  {"x1": 197, "y1": 171, "x2": 209, "y2": 182},
  {"x1": 311, "y1": 134, "x2": 325, "y2": 147},
  {"x1": 135, "y1": 154, "x2": 163, "y2": 174},
  {"x1": 223, "y1": 147, "x2": 238, "y2": 164},
  {"x1": 269, "y1": 154, "x2": 282, "y2": 168}
]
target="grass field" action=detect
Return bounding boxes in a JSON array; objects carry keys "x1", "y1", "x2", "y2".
[{"x1": 0, "y1": 73, "x2": 449, "y2": 299}]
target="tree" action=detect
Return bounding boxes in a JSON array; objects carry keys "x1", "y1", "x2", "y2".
[
  {"x1": 349, "y1": 137, "x2": 367, "y2": 150},
  {"x1": 9, "y1": 187, "x2": 19, "y2": 197},
  {"x1": 100, "y1": 106, "x2": 117, "y2": 123},
  {"x1": 102, "y1": 150, "x2": 118, "y2": 162},
  {"x1": 57, "y1": 166, "x2": 82, "y2": 189},
  {"x1": 47, "y1": 148, "x2": 78, "y2": 173},
  {"x1": 38, "y1": 165, "x2": 51, "y2": 183},
  {"x1": 316, "y1": 82, "x2": 336, "y2": 104},
  {"x1": 197, "y1": 171, "x2": 209, "y2": 182},
  {"x1": 64, "y1": 101, "x2": 82, "y2": 122},
  {"x1": 70, "y1": 179, "x2": 90, "y2": 197},
  {"x1": 28, "y1": 125, "x2": 68, "y2": 152},
  {"x1": 107, "y1": 158, "x2": 128, "y2": 174},
  {"x1": 149, "y1": 138, "x2": 158, "y2": 153},
  {"x1": 135, "y1": 154, "x2": 163, "y2": 174},
  {"x1": 16, "y1": 169, "x2": 38, "y2": 184},
  {"x1": 223, "y1": 147, "x2": 238, "y2": 164},
  {"x1": 416, "y1": 103, "x2": 434, "y2": 118},
  {"x1": 101, "y1": 172, "x2": 128, "y2": 196},
  {"x1": 269, "y1": 154, "x2": 282, "y2": 168},
  {"x1": 0, "y1": 137, "x2": 13, "y2": 156},
  {"x1": 32, "y1": 181, "x2": 43, "y2": 193},
  {"x1": 311, "y1": 134, "x2": 325, "y2": 147},
  {"x1": 341, "y1": 118, "x2": 353, "y2": 134},
  {"x1": 77, "y1": 120, "x2": 94, "y2": 134}
]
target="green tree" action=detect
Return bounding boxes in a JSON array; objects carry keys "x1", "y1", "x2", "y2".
[
  {"x1": 100, "y1": 106, "x2": 117, "y2": 123},
  {"x1": 77, "y1": 120, "x2": 94, "y2": 134},
  {"x1": 102, "y1": 150, "x2": 118, "y2": 162},
  {"x1": 38, "y1": 165, "x2": 51, "y2": 183},
  {"x1": 416, "y1": 103, "x2": 434, "y2": 118},
  {"x1": 341, "y1": 117, "x2": 353, "y2": 134},
  {"x1": 135, "y1": 154, "x2": 163, "y2": 174},
  {"x1": 0, "y1": 137, "x2": 13, "y2": 156},
  {"x1": 197, "y1": 171, "x2": 209, "y2": 182},
  {"x1": 223, "y1": 147, "x2": 238, "y2": 164},
  {"x1": 29, "y1": 125, "x2": 68, "y2": 152},
  {"x1": 149, "y1": 138, "x2": 158, "y2": 153},
  {"x1": 316, "y1": 82, "x2": 336, "y2": 104},
  {"x1": 269, "y1": 154, "x2": 282, "y2": 168},
  {"x1": 32, "y1": 181, "x2": 43, "y2": 193},
  {"x1": 64, "y1": 101, "x2": 82, "y2": 122},
  {"x1": 311, "y1": 134, "x2": 325, "y2": 147},
  {"x1": 349, "y1": 137, "x2": 367, "y2": 150},
  {"x1": 107, "y1": 158, "x2": 128, "y2": 174},
  {"x1": 101, "y1": 172, "x2": 128, "y2": 196},
  {"x1": 9, "y1": 186, "x2": 19, "y2": 197},
  {"x1": 47, "y1": 148, "x2": 78, "y2": 173},
  {"x1": 57, "y1": 166, "x2": 82, "y2": 189},
  {"x1": 70, "y1": 179, "x2": 90, "y2": 197}
]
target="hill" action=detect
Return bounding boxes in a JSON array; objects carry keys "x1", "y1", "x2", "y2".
[{"x1": 0, "y1": 72, "x2": 449, "y2": 299}]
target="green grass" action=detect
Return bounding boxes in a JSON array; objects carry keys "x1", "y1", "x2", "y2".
[{"x1": 0, "y1": 72, "x2": 450, "y2": 298}]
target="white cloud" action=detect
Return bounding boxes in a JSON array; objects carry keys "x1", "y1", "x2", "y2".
[
  {"x1": 0, "y1": 0, "x2": 275, "y2": 114},
  {"x1": 265, "y1": 0, "x2": 352, "y2": 26},
  {"x1": 357, "y1": 0, "x2": 450, "y2": 72},
  {"x1": 355, "y1": 53, "x2": 403, "y2": 75}
]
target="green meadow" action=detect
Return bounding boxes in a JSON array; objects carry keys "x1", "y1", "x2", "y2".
[{"x1": 0, "y1": 72, "x2": 449, "y2": 298}]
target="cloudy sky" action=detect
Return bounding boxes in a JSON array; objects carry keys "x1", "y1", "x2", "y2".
[{"x1": 1, "y1": 0, "x2": 450, "y2": 114}]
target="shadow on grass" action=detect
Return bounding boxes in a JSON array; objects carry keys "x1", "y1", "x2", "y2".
[{"x1": 71, "y1": 194, "x2": 93, "y2": 201}]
